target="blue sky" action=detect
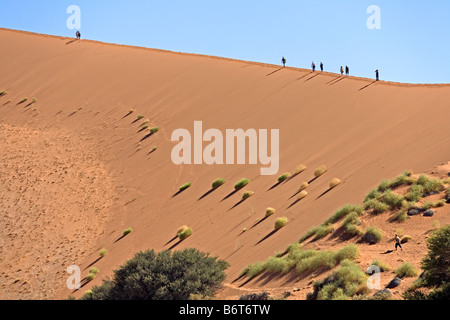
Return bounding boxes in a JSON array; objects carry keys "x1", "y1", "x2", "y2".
[{"x1": 1, "y1": 0, "x2": 449, "y2": 83}]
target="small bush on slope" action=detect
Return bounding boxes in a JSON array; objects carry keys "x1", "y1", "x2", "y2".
[{"x1": 82, "y1": 249, "x2": 229, "y2": 300}]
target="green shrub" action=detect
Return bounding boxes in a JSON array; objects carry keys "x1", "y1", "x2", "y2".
[
  {"x1": 19, "y1": 98, "x2": 28, "y2": 104},
  {"x1": 342, "y1": 212, "x2": 360, "y2": 228},
  {"x1": 0, "y1": 90, "x2": 7, "y2": 96},
  {"x1": 314, "y1": 165, "x2": 327, "y2": 178},
  {"x1": 345, "y1": 224, "x2": 364, "y2": 237},
  {"x1": 395, "y1": 263, "x2": 418, "y2": 278},
  {"x1": 234, "y1": 179, "x2": 250, "y2": 191},
  {"x1": 240, "y1": 262, "x2": 265, "y2": 279},
  {"x1": 278, "y1": 173, "x2": 291, "y2": 183},
  {"x1": 86, "y1": 273, "x2": 96, "y2": 282},
  {"x1": 299, "y1": 182, "x2": 309, "y2": 191},
  {"x1": 149, "y1": 127, "x2": 160, "y2": 134},
  {"x1": 421, "y1": 225, "x2": 450, "y2": 286},
  {"x1": 265, "y1": 208, "x2": 276, "y2": 218},
  {"x1": 82, "y1": 248, "x2": 229, "y2": 300},
  {"x1": 275, "y1": 217, "x2": 288, "y2": 230},
  {"x1": 178, "y1": 227, "x2": 193, "y2": 241},
  {"x1": 401, "y1": 235, "x2": 412, "y2": 244},
  {"x1": 423, "y1": 200, "x2": 445, "y2": 210},
  {"x1": 179, "y1": 183, "x2": 192, "y2": 192},
  {"x1": 392, "y1": 210, "x2": 408, "y2": 222},
  {"x1": 136, "y1": 115, "x2": 144, "y2": 120},
  {"x1": 99, "y1": 249, "x2": 108, "y2": 257},
  {"x1": 212, "y1": 178, "x2": 226, "y2": 189},
  {"x1": 123, "y1": 228, "x2": 133, "y2": 236},
  {"x1": 242, "y1": 191, "x2": 254, "y2": 200},
  {"x1": 363, "y1": 226, "x2": 382, "y2": 244},
  {"x1": 89, "y1": 267, "x2": 99, "y2": 275},
  {"x1": 265, "y1": 257, "x2": 290, "y2": 274},
  {"x1": 334, "y1": 244, "x2": 359, "y2": 262}
]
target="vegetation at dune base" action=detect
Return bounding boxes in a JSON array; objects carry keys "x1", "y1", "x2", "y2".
[
  {"x1": 179, "y1": 183, "x2": 192, "y2": 192},
  {"x1": 404, "y1": 225, "x2": 450, "y2": 300},
  {"x1": 240, "y1": 244, "x2": 359, "y2": 280},
  {"x1": 0, "y1": 90, "x2": 7, "y2": 96},
  {"x1": 89, "y1": 267, "x2": 99, "y2": 275},
  {"x1": 395, "y1": 262, "x2": 418, "y2": 278},
  {"x1": 234, "y1": 179, "x2": 250, "y2": 191},
  {"x1": 86, "y1": 273, "x2": 96, "y2": 282},
  {"x1": 278, "y1": 173, "x2": 291, "y2": 183},
  {"x1": 307, "y1": 260, "x2": 369, "y2": 300},
  {"x1": 81, "y1": 248, "x2": 229, "y2": 300},
  {"x1": 212, "y1": 178, "x2": 226, "y2": 189},
  {"x1": 19, "y1": 98, "x2": 28, "y2": 104},
  {"x1": 362, "y1": 226, "x2": 382, "y2": 244},
  {"x1": 370, "y1": 259, "x2": 392, "y2": 272}
]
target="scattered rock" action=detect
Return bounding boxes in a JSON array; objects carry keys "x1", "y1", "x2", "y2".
[
  {"x1": 386, "y1": 277, "x2": 402, "y2": 289},
  {"x1": 423, "y1": 209, "x2": 435, "y2": 217},
  {"x1": 362, "y1": 233, "x2": 379, "y2": 244},
  {"x1": 239, "y1": 292, "x2": 269, "y2": 301},
  {"x1": 407, "y1": 207, "x2": 424, "y2": 216},
  {"x1": 282, "y1": 292, "x2": 292, "y2": 299}
]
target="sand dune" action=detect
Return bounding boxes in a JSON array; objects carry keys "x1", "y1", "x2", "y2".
[{"x1": 0, "y1": 28, "x2": 449, "y2": 299}]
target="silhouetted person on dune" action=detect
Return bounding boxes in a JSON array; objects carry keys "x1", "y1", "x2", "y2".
[
  {"x1": 282, "y1": 57, "x2": 286, "y2": 67},
  {"x1": 320, "y1": 62, "x2": 324, "y2": 72},
  {"x1": 76, "y1": 31, "x2": 81, "y2": 39},
  {"x1": 340, "y1": 66, "x2": 344, "y2": 75},
  {"x1": 312, "y1": 61, "x2": 316, "y2": 72},
  {"x1": 345, "y1": 66, "x2": 349, "y2": 76},
  {"x1": 375, "y1": 69, "x2": 379, "y2": 81}
]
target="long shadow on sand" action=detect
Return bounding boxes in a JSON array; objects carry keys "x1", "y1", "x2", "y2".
[
  {"x1": 287, "y1": 197, "x2": 306, "y2": 209},
  {"x1": 255, "y1": 229, "x2": 279, "y2": 246},
  {"x1": 198, "y1": 188, "x2": 217, "y2": 201},
  {"x1": 359, "y1": 81, "x2": 377, "y2": 91},
  {"x1": 305, "y1": 73, "x2": 321, "y2": 82},
  {"x1": 266, "y1": 67, "x2": 284, "y2": 76},
  {"x1": 317, "y1": 187, "x2": 333, "y2": 199},
  {"x1": 221, "y1": 190, "x2": 238, "y2": 202},
  {"x1": 83, "y1": 257, "x2": 103, "y2": 271},
  {"x1": 139, "y1": 132, "x2": 156, "y2": 142}
]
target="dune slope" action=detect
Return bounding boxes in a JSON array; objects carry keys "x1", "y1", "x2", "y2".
[{"x1": 0, "y1": 28, "x2": 449, "y2": 299}]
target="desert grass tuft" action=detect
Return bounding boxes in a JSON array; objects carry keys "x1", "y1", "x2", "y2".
[
  {"x1": 314, "y1": 224, "x2": 335, "y2": 240},
  {"x1": 149, "y1": 127, "x2": 160, "y2": 134},
  {"x1": 242, "y1": 191, "x2": 254, "y2": 200},
  {"x1": 212, "y1": 178, "x2": 226, "y2": 189},
  {"x1": 295, "y1": 164, "x2": 307, "y2": 174},
  {"x1": 329, "y1": 178, "x2": 342, "y2": 189},
  {"x1": 278, "y1": 172, "x2": 291, "y2": 183},
  {"x1": 371, "y1": 259, "x2": 392, "y2": 272},
  {"x1": 89, "y1": 267, "x2": 99, "y2": 275},
  {"x1": 299, "y1": 182, "x2": 309, "y2": 191},
  {"x1": 179, "y1": 183, "x2": 192, "y2": 192},
  {"x1": 297, "y1": 190, "x2": 308, "y2": 201},
  {"x1": 395, "y1": 263, "x2": 418, "y2": 278},
  {"x1": 178, "y1": 227, "x2": 193, "y2": 241},
  {"x1": 275, "y1": 217, "x2": 288, "y2": 230},
  {"x1": 265, "y1": 207, "x2": 276, "y2": 217},
  {"x1": 314, "y1": 165, "x2": 327, "y2": 178},
  {"x1": 123, "y1": 228, "x2": 133, "y2": 236},
  {"x1": 85, "y1": 273, "x2": 96, "y2": 282},
  {"x1": 99, "y1": 248, "x2": 108, "y2": 257},
  {"x1": 234, "y1": 179, "x2": 250, "y2": 191},
  {"x1": 0, "y1": 90, "x2": 7, "y2": 96},
  {"x1": 362, "y1": 226, "x2": 382, "y2": 244}
]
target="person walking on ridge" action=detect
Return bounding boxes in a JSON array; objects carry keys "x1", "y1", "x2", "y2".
[
  {"x1": 320, "y1": 62, "x2": 324, "y2": 72},
  {"x1": 282, "y1": 57, "x2": 286, "y2": 67},
  {"x1": 345, "y1": 66, "x2": 349, "y2": 76},
  {"x1": 340, "y1": 66, "x2": 344, "y2": 75},
  {"x1": 76, "y1": 31, "x2": 81, "y2": 39},
  {"x1": 375, "y1": 69, "x2": 379, "y2": 81},
  {"x1": 312, "y1": 61, "x2": 316, "y2": 72}
]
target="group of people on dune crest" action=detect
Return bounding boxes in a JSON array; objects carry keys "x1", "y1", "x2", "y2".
[{"x1": 282, "y1": 56, "x2": 380, "y2": 81}]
